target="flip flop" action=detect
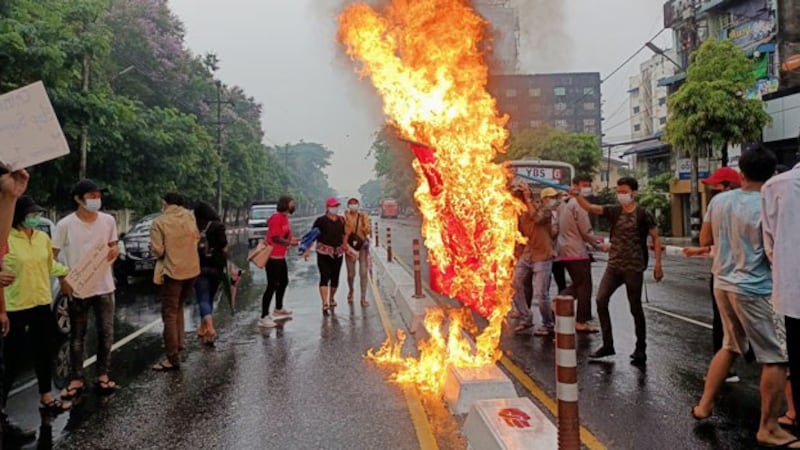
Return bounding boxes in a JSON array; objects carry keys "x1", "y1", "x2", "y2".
[
  {"x1": 60, "y1": 384, "x2": 84, "y2": 401},
  {"x1": 96, "y1": 379, "x2": 120, "y2": 395},
  {"x1": 779, "y1": 414, "x2": 798, "y2": 428},
  {"x1": 152, "y1": 361, "x2": 179, "y2": 372},
  {"x1": 757, "y1": 438, "x2": 800, "y2": 448},
  {"x1": 691, "y1": 405, "x2": 712, "y2": 421}
]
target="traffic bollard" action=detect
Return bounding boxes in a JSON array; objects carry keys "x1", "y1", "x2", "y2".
[
  {"x1": 375, "y1": 223, "x2": 379, "y2": 248},
  {"x1": 412, "y1": 239, "x2": 424, "y2": 298},
  {"x1": 555, "y1": 295, "x2": 580, "y2": 450},
  {"x1": 386, "y1": 227, "x2": 392, "y2": 262}
]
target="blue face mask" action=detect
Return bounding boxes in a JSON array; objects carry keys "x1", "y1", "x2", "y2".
[{"x1": 22, "y1": 216, "x2": 41, "y2": 229}]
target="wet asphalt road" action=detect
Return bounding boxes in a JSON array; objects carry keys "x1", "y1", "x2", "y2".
[
  {"x1": 5, "y1": 217, "x2": 468, "y2": 450},
  {"x1": 379, "y1": 217, "x2": 769, "y2": 450}
]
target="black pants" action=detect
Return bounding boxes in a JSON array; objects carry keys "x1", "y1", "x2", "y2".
[
  {"x1": 317, "y1": 254, "x2": 343, "y2": 288},
  {"x1": 787, "y1": 317, "x2": 800, "y2": 416},
  {"x1": 596, "y1": 268, "x2": 645, "y2": 353},
  {"x1": 552, "y1": 260, "x2": 568, "y2": 293},
  {"x1": 263, "y1": 258, "x2": 289, "y2": 317},
  {"x1": 3, "y1": 305, "x2": 55, "y2": 405},
  {"x1": 560, "y1": 260, "x2": 593, "y2": 323}
]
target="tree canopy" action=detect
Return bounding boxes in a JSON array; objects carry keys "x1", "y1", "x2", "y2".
[{"x1": 499, "y1": 126, "x2": 602, "y2": 179}]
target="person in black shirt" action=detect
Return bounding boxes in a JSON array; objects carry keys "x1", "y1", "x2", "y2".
[
  {"x1": 305, "y1": 197, "x2": 346, "y2": 316},
  {"x1": 193, "y1": 202, "x2": 228, "y2": 345}
]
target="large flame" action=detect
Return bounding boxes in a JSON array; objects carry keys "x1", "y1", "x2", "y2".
[{"x1": 339, "y1": 0, "x2": 523, "y2": 392}]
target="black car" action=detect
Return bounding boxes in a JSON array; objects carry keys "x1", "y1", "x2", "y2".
[{"x1": 114, "y1": 213, "x2": 160, "y2": 285}]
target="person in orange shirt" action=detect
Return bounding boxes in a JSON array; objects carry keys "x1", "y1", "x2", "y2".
[{"x1": 344, "y1": 198, "x2": 371, "y2": 308}]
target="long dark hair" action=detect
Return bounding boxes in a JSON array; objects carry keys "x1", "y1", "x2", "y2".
[
  {"x1": 277, "y1": 195, "x2": 294, "y2": 213},
  {"x1": 193, "y1": 201, "x2": 220, "y2": 229}
]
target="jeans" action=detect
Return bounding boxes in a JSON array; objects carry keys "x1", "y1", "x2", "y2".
[
  {"x1": 513, "y1": 259, "x2": 554, "y2": 329},
  {"x1": 263, "y1": 258, "x2": 289, "y2": 317},
  {"x1": 346, "y1": 249, "x2": 369, "y2": 300},
  {"x1": 560, "y1": 260, "x2": 593, "y2": 323},
  {"x1": 69, "y1": 294, "x2": 115, "y2": 380},
  {"x1": 160, "y1": 277, "x2": 195, "y2": 366},
  {"x1": 195, "y1": 267, "x2": 222, "y2": 320},
  {"x1": 596, "y1": 268, "x2": 645, "y2": 352},
  {"x1": 3, "y1": 306, "x2": 54, "y2": 403}
]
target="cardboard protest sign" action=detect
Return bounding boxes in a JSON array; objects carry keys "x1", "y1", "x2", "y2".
[{"x1": 65, "y1": 241, "x2": 113, "y2": 299}]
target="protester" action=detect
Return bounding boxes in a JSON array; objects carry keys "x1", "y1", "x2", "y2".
[
  {"x1": 512, "y1": 186, "x2": 557, "y2": 336},
  {"x1": 692, "y1": 148, "x2": 798, "y2": 448},
  {"x1": 510, "y1": 183, "x2": 534, "y2": 319},
  {"x1": 684, "y1": 167, "x2": 743, "y2": 383},
  {"x1": 2, "y1": 196, "x2": 72, "y2": 419},
  {"x1": 52, "y1": 180, "x2": 120, "y2": 400},
  {"x1": 150, "y1": 193, "x2": 200, "y2": 371},
  {"x1": 572, "y1": 177, "x2": 663, "y2": 365},
  {"x1": 259, "y1": 196, "x2": 298, "y2": 328},
  {"x1": 557, "y1": 176, "x2": 603, "y2": 333},
  {"x1": 0, "y1": 169, "x2": 29, "y2": 245},
  {"x1": 305, "y1": 197, "x2": 346, "y2": 316},
  {"x1": 763, "y1": 157, "x2": 800, "y2": 433},
  {"x1": 193, "y1": 201, "x2": 228, "y2": 343},
  {"x1": 344, "y1": 197, "x2": 371, "y2": 308}
]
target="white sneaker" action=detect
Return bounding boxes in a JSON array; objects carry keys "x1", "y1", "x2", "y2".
[
  {"x1": 273, "y1": 309, "x2": 293, "y2": 319},
  {"x1": 258, "y1": 316, "x2": 277, "y2": 328}
]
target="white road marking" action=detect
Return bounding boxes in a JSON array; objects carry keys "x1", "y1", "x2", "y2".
[{"x1": 643, "y1": 304, "x2": 712, "y2": 330}]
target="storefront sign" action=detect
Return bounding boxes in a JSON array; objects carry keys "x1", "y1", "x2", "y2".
[
  {"x1": 719, "y1": 0, "x2": 775, "y2": 51},
  {"x1": 676, "y1": 158, "x2": 710, "y2": 180}
]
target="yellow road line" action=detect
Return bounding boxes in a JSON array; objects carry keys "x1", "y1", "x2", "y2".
[
  {"x1": 369, "y1": 275, "x2": 439, "y2": 450},
  {"x1": 394, "y1": 255, "x2": 606, "y2": 450}
]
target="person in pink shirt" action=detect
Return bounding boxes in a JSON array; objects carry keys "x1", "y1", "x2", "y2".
[{"x1": 258, "y1": 196, "x2": 299, "y2": 328}]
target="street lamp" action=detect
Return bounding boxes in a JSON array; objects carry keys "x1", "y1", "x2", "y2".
[{"x1": 645, "y1": 42, "x2": 683, "y2": 70}]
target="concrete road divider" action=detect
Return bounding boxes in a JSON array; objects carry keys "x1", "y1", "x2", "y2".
[
  {"x1": 443, "y1": 364, "x2": 518, "y2": 415},
  {"x1": 372, "y1": 246, "x2": 436, "y2": 336},
  {"x1": 463, "y1": 397, "x2": 558, "y2": 450}
]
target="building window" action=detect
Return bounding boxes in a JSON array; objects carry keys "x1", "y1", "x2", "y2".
[
  {"x1": 529, "y1": 88, "x2": 541, "y2": 97},
  {"x1": 633, "y1": 106, "x2": 640, "y2": 114},
  {"x1": 600, "y1": 170, "x2": 609, "y2": 182},
  {"x1": 583, "y1": 87, "x2": 595, "y2": 96},
  {"x1": 530, "y1": 120, "x2": 542, "y2": 128},
  {"x1": 555, "y1": 102, "x2": 567, "y2": 112},
  {"x1": 506, "y1": 89, "x2": 517, "y2": 98},
  {"x1": 659, "y1": 97, "x2": 667, "y2": 106},
  {"x1": 634, "y1": 124, "x2": 641, "y2": 132},
  {"x1": 583, "y1": 102, "x2": 596, "y2": 110},
  {"x1": 506, "y1": 104, "x2": 519, "y2": 112},
  {"x1": 555, "y1": 119, "x2": 568, "y2": 130},
  {"x1": 510, "y1": 121, "x2": 520, "y2": 130},
  {"x1": 583, "y1": 119, "x2": 596, "y2": 133},
  {"x1": 554, "y1": 87, "x2": 566, "y2": 96},
  {"x1": 659, "y1": 116, "x2": 667, "y2": 125}
]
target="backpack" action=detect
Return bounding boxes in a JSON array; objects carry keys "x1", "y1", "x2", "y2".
[
  {"x1": 198, "y1": 222, "x2": 214, "y2": 258},
  {"x1": 608, "y1": 206, "x2": 652, "y2": 270}
]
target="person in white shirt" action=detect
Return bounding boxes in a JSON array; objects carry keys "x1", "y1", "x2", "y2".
[
  {"x1": 763, "y1": 161, "x2": 800, "y2": 430},
  {"x1": 53, "y1": 179, "x2": 120, "y2": 399}
]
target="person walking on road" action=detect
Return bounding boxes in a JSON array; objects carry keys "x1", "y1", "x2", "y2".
[
  {"x1": 512, "y1": 186, "x2": 558, "y2": 336},
  {"x1": 557, "y1": 176, "x2": 603, "y2": 333},
  {"x1": 693, "y1": 148, "x2": 800, "y2": 448},
  {"x1": 259, "y1": 196, "x2": 299, "y2": 329},
  {"x1": 193, "y1": 201, "x2": 228, "y2": 344},
  {"x1": 344, "y1": 198, "x2": 371, "y2": 308},
  {"x1": 510, "y1": 183, "x2": 533, "y2": 320},
  {"x1": 572, "y1": 177, "x2": 663, "y2": 365},
  {"x1": 763, "y1": 157, "x2": 800, "y2": 433},
  {"x1": 2, "y1": 196, "x2": 73, "y2": 418},
  {"x1": 150, "y1": 193, "x2": 200, "y2": 371},
  {"x1": 305, "y1": 197, "x2": 346, "y2": 317},
  {"x1": 53, "y1": 180, "x2": 120, "y2": 400}
]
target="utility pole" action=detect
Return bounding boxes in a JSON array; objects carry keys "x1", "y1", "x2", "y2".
[
  {"x1": 683, "y1": 6, "x2": 701, "y2": 245},
  {"x1": 79, "y1": 54, "x2": 90, "y2": 180},
  {"x1": 208, "y1": 80, "x2": 233, "y2": 215}
]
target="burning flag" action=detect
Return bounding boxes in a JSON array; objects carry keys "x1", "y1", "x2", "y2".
[{"x1": 339, "y1": 0, "x2": 524, "y2": 392}]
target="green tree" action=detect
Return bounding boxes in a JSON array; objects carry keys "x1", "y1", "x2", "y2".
[
  {"x1": 664, "y1": 39, "x2": 771, "y2": 240},
  {"x1": 358, "y1": 179, "x2": 382, "y2": 208},
  {"x1": 638, "y1": 172, "x2": 672, "y2": 235},
  {"x1": 369, "y1": 125, "x2": 417, "y2": 210},
  {"x1": 501, "y1": 127, "x2": 602, "y2": 179}
]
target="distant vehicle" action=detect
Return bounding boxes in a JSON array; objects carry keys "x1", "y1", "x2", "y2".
[
  {"x1": 114, "y1": 213, "x2": 160, "y2": 285},
  {"x1": 509, "y1": 159, "x2": 575, "y2": 194},
  {"x1": 34, "y1": 217, "x2": 70, "y2": 336},
  {"x1": 247, "y1": 202, "x2": 278, "y2": 247},
  {"x1": 380, "y1": 198, "x2": 399, "y2": 219}
]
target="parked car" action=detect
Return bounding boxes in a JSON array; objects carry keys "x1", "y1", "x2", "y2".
[
  {"x1": 247, "y1": 202, "x2": 277, "y2": 248},
  {"x1": 114, "y1": 213, "x2": 160, "y2": 285}
]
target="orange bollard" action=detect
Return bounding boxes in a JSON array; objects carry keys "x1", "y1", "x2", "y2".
[
  {"x1": 412, "y1": 239, "x2": 424, "y2": 298},
  {"x1": 386, "y1": 227, "x2": 393, "y2": 263},
  {"x1": 555, "y1": 295, "x2": 581, "y2": 450}
]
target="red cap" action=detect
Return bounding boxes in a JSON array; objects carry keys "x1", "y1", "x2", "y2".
[
  {"x1": 347, "y1": 197, "x2": 359, "y2": 205},
  {"x1": 702, "y1": 167, "x2": 741, "y2": 186},
  {"x1": 325, "y1": 197, "x2": 341, "y2": 207}
]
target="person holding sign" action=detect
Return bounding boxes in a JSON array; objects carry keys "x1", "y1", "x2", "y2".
[
  {"x1": 2, "y1": 196, "x2": 72, "y2": 417},
  {"x1": 53, "y1": 180, "x2": 120, "y2": 399}
]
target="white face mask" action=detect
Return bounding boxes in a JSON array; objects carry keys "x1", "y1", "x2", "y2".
[
  {"x1": 327, "y1": 207, "x2": 339, "y2": 216},
  {"x1": 617, "y1": 193, "x2": 634, "y2": 205},
  {"x1": 547, "y1": 199, "x2": 559, "y2": 208},
  {"x1": 348, "y1": 204, "x2": 359, "y2": 212},
  {"x1": 84, "y1": 198, "x2": 102, "y2": 212},
  {"x1": 580, "y1": 187, "x2": 593, "y2": 197}
]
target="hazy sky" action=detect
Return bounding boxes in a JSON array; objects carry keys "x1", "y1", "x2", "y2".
[{"x1": 169, "y1": 0, "x2": 672, "y2": 197}]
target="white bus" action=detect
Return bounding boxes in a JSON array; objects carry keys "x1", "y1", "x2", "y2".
[{"x1": 509, "y1": 159, "x2": 576, "y2": 193}]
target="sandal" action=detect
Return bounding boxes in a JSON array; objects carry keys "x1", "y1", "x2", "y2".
[
  {"x1": 691, "y1": 405, "x2": 711, "y2": 421},
  {"x1": 96, "y1": 379, "x2": 119, "y2": 395},
  {"x1": 361, "y1": 299, "x2": 370, "y2": 307},
  {"x1": 330, "y1": 299, "x2": 338, "y2": 308},
  {"x1": 60, "y1": 383, "x2": 84, "y2": 400},
  {"x1": 347, "y1": 292, "x2": 354, "y2": 304},
  {"x1": 780, "y1": 414, "x2": 798, "y2": 428},
  {"x1": 152, "y1": 360, "x2": 179, "y2": 372},
  {"x1": 322, "y1": 304, "x2": 330, "y2": 317},
  {"x1": 40, "y1": 398, "x2": 71, "y2": 415},
  {"x1": 757, "y1": 438, "x2": 800, "y2": 448}
]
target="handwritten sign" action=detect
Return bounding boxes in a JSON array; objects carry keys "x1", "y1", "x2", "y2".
[
  {"x1": 65, "y1": 241, "x2": 112, "y2": 298},
  {"x1": 0, "y1": 81, "x2": 70, "y2": 171}
]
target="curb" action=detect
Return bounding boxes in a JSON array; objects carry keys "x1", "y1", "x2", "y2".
[{"x1": 371, "y1": 246, "x2": 436, "y2": 336}]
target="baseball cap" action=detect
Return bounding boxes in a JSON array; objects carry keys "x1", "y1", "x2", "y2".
[
  {"x1": 702, "y1": 167, "x2": 741, "y2": 186},
  {"x1": 540, "y1": 187, "x2": 559, "y2": 198},
  {"x1": 71, "y1": 179, "x2": 109, "y2": 197},
  {"x1": 13, "y1": 196, "x2": 46, "y2": 225},
  {"x1": 347, "y1": 197, "x2": 359, "y2": 205},
  {"x1": 326, "y1": 197, "x2": 341, "y2": 207}
]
